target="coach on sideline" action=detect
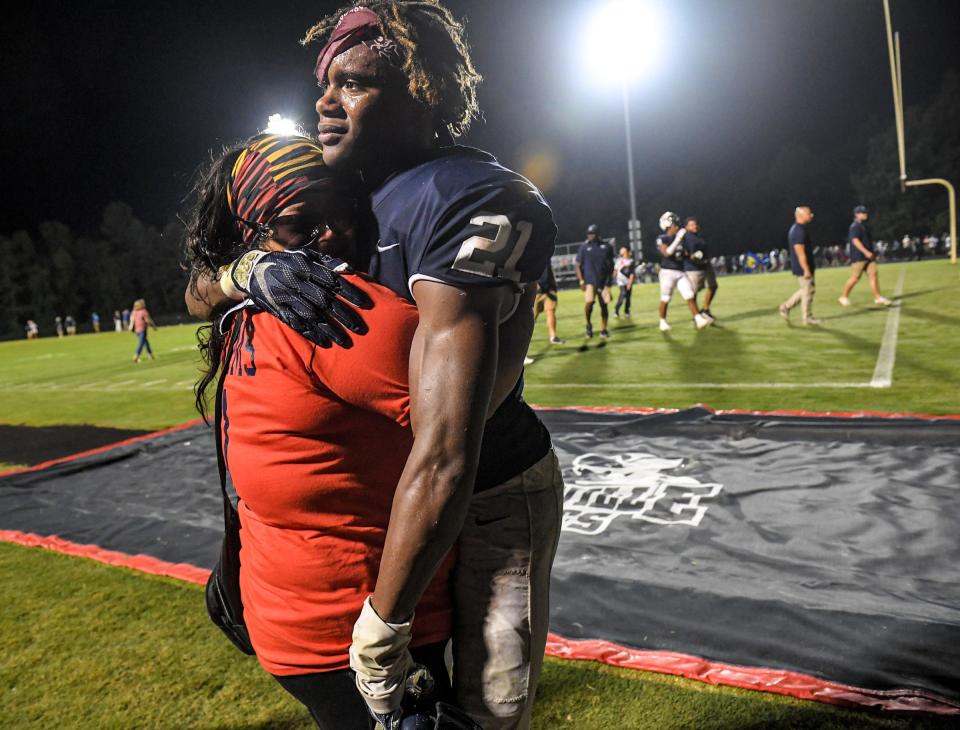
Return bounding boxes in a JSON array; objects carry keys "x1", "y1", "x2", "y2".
[
  {"x1": 838, "y1": 205, "x2": 893, "y2": 308},
  {"x1": 779, "y1": 206, "x2": 819, "y2": 326},
  {"x1": 575, "y1": 224, "x2": 614, "y2": 339}
]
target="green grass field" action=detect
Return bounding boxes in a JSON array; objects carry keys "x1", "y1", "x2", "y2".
[{"x1": 1, "y1": 259, "x2": 958, "y2": 728}]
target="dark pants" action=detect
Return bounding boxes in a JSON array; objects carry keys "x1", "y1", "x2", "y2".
[
  {"x1": 134, "y1": 330, "x2": 152, "y2": 357},
  {"x1": 615, "y1": 286, "x2": 632, "y2": 316},
  {"x1": 274, "y1": 640, "x2": 451, "y2": 730}
]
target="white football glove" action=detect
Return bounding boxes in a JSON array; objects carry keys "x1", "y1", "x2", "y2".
[{"x1": 350, "y1": 597, "x2": 415, "y2": 721}]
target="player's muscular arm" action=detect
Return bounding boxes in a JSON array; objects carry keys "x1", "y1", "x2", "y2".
[{"x1": 370, "y1": 280, "x2": 505, "y2": 622}]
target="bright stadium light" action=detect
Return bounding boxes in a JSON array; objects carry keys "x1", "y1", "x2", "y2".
[
  {"x1": 582, "y1": 0, "x2": 662, "y2": 256},
  {"x1": 265, "y1": 114, "x2": 299, "y2": 136},
  {"x1": 583, "y1": 0, "x2": 661, "y2": 85}
]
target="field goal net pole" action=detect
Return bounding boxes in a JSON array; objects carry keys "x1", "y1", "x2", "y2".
[{"x1": 883, "y1": 0, "x2": 957, "y2": 264}]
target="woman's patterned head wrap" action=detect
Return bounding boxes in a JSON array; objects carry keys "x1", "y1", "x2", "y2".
[{"x1": 227, "y1": 134, "x2": 329, "y2": 246}]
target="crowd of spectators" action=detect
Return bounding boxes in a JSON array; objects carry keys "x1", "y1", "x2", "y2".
[{"x1": 711, "y1": 232, "x2": 952, "y2": 276}]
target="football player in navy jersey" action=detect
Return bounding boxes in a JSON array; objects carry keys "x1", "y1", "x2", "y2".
[
  {"x1": 657, "y1": 212, "x2": 712, "y2": 332},
  {"x1": 185, "y1": 4, "x2": 563, "y2": 728}
]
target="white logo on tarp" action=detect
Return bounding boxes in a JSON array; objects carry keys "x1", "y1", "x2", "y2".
[{"x1": 562, "y1": 452, "x2": 723, "y2": 536}]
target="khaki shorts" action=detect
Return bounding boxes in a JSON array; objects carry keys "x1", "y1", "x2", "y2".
[
  {"x1": 584, "y1": 284, "x2": 612, "y2": 305},
  {"x1": 453, "y1": 450, "x2": 564, "y2": 729},
  {"x1": 851, "y1": 260, "x2": 877, "y2": 278},
  {"x1": 686, "y1": 268, "x2": 719, "y2": 293},
  {"x1": 533, "y1": 291, "x2": 557, "y2": 316}
]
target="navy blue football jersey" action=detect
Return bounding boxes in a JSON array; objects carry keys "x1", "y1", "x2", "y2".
[
  {"x1": 367, "y1": 146, "x2": 555, "y2": 492},
  {"x1": 369, "y1": 147, "x2": 557, "y2": 306},
  {"x1": 657, "y1": 233, "x2": 684, "y2": 271}
]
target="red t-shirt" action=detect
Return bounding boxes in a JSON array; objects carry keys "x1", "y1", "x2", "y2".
[{"x1": 220, "y1": 274, "x2": 452, "y2": 675}]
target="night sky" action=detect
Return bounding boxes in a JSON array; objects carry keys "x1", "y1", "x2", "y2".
[{"x1": 4, "y1": 0, "x2": 959, "y2": 250}]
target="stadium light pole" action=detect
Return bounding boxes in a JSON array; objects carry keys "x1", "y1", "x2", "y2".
[{"x1": 584, "y1": 1, "x2": 660, "y2": 257}]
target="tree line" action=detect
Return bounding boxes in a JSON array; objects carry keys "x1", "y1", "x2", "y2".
[{"x1": 0, "y1": 203, "x2": 187, "y2": 340}]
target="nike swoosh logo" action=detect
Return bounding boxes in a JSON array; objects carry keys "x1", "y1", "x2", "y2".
[
  {"x1": 377, "y1": 242, "x2": 400, "y2": 252},
  {"x1": 475, "y1": 514, "x2": 510, "y2": 528}
]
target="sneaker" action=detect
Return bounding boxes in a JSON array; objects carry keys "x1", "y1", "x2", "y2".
[
  {"x1": 549, "y1": 336, "x2": 566, "y2": 345},
  {"x1": 694, "y1": 313, "x2": 712, "y2": 330},
  {"x1": 523, "y1": 356, "x2": 534, "y2": 366},
  {"x1": 875, "y1": 296, "x2": 893, "y2": 306},
  {"x1": 585, "y1": 324, "x2": 593, "y2": 339},
  {"x1": 614, "y1": 313, "x2": 621, "y2": 319},
  {"x1": 599, "y1": 329, "x2": 609, "y2": 338},
  {"x1": 659, "y1": 319, "x2": 672, "y2": 332},
  {"x1": 803, "y1": 317, "x2": 821, "y2": 326},
  {"x1": 778, "y1": 304, "x2": 790, "y2": 320},
  {"x1": 702, "y1": 309, "x2": 715, "y2": 321},
  {"x1": 838, "y1": 296, "x2": 850, "y2": 307}
]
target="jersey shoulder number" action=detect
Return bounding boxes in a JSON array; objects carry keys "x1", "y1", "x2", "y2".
[{"x1": 452, "y1": 213, "x2": 533, "y2": 282}]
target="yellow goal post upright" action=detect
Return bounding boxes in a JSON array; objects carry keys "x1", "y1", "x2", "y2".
[{"x1": 883, "y1": 0, "x2": 956, "y2": 264}]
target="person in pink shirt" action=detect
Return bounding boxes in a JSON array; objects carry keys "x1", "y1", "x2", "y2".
[{"x1": 129, "y1": 299, "x2": 157, "y2": 362}]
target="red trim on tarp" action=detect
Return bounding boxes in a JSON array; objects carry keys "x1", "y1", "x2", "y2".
[
  {"x1": 0, "y1": 418, "x2": 207, "y2": 478},
  {"x1": 532, "y1": 403, "x2": 960, "y2": 421},
  {"x1": 545, "y1": 633, "x2": 960, "y2": 715},
  {"x1": 0, "y1": 529, "x2": 209, "y2": 586},
  {"x1": 2, "y1": 527, "x2": 958, "y2": 715}
]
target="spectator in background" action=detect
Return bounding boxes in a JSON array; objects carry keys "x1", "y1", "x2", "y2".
[
  {"x1": 121, "y1": 308, "x2": 131, "y2": 331},
  {"x1": 525, "y1": 262, "x2": 565, "y2": 365},
  {"x1": 25, "y1": 320, "x2": 39, "y2": 339},
  {"x1": 534, "y1": 261, "x2": 565, "y2": 345},
  {"x1": 613, "y1": 246, "x2": 635, "y2": 319},
  {"x1": 64, "y1": 315, "x2": 77, "y2": 335},
  {"x1": 130, "y1": 299, "x2": 157, "y2": 363},
  {"x1": 778, "y1": 206, "x2": 819, "y2": 326},
  {"x1": 575, "y1": 224, "x2": 614, "y2": 339},
  {"x1": 91, "y1": 311, "x2": 101, "y2": 333},
  {"x1": 838, "y1": 206, "x2": 892, "y2": 308},
  {"x1": 54, "y1": 316, "x2": 64, "y2": 337},
  {"x1": 114, "y1": 310, "x2": 123, "y2": 332},
  {"x1": 683, "y1": 217, "x2": 718, "y2": 319}
]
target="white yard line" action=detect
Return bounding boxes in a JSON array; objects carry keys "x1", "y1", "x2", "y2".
[{"x1": 869, "y1": 268, "x2": 906, "y2": 389}]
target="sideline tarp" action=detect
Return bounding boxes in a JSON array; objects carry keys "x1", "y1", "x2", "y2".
[{"x1": 1, "y1": 407, "x2": 958, "y2": 709}]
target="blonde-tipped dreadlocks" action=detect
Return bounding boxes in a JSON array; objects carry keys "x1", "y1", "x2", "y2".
[{"x1": 303, "y1": 1, "x2": 482, "y2": 138}]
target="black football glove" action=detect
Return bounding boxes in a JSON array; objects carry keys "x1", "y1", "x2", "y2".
[{"x1": 224, "y1": 248, "x2": 372, "y2": 348}]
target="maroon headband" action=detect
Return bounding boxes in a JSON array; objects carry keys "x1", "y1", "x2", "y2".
[{"x1": 314, "y1": 6, "x2": 401, "y2": 84}]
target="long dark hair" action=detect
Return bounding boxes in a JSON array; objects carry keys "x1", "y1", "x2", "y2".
[{"x1": 183, "y1": 142, "x2": 252, "y2": 422}]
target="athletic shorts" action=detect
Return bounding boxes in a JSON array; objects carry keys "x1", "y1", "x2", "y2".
[
  {"x1": 659, "y1": 269, "x2": 695, "y2": 302},
  {"x1": 851, "y1": 260, "x2": 877, "y2": 278},
  {"x1": 685, "y1": 268, "x2": 718, "y2": 293},
  {"x1": 534, "y1": 291, "x2": 557, "y2": 315},
  {"x1": 584, "y1": 283, "x2": 612, "y2": 305}
]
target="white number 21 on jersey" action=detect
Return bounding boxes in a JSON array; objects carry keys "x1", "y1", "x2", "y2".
[{"x1": 452, "y1": 213, "x2": 532, "y2": 282}]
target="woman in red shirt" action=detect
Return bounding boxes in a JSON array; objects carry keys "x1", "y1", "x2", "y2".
[{"x1": 184, "y1": 134, "x2": 452, "y2": 728}]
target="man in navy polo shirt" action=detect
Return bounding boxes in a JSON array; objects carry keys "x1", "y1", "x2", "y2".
[
  {"x1": 575, "y1": 224, "x2": 614, "y2": 338},
  {"x1": 778, "y1": 206, "x2": 819, "y2": 325},
  {"x1": 838, "y1": 205, "x2": 893, "y2": 307}
]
